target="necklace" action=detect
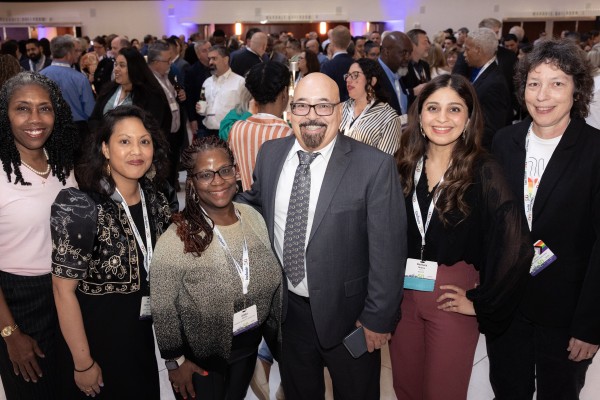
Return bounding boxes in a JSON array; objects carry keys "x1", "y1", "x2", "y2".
[{"x1": 20, "y1": 148, "x2": 50, "y2": 176}]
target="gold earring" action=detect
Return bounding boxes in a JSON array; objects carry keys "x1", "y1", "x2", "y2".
[{"x1": 104, "y1": 161, "x2": 111, "y2": 177}]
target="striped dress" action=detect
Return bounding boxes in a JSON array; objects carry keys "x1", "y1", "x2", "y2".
[{"x1": 228, "y1": 113, "x2": 293, "y2": 190}]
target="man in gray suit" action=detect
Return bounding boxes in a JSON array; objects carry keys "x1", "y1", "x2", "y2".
[{"x1": 240, "y1": 73, "x2": 407, "y2": 399}]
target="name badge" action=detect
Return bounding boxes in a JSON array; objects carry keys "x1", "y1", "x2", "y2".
[
  {"x1": 233, "y1": 304, "x2": 259, "y2": 336},
  {"x1": 404, "y1": 258, "x2": 438, "y2": 291},
  {"x1": 139, "y1": 296, "x2": 152, "y2": 320},
  {"x1": 530, "y1": 240, "x2": 557, "y2": 276}
]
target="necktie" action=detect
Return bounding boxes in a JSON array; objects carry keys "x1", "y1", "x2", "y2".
[{"x1": 283, "y1": 150, "x2": 319, "y2": 287}]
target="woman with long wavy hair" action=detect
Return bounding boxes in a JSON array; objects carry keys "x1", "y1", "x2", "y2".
[
  {"x1": 390, "y1": 74, "x2": 532, "y2": 399},
  {"x1": 151, "y1": 136, "x2": 281, "y2": 400}
]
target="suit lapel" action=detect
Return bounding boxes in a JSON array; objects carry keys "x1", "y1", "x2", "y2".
[
  {"x1": 473, "y1": 62, "x2": 497, "y2": 88},
  {"x1": 267, "y1": 136, "x2": 295, "y2": 243},
  {"x1": 308, "y1": 135, "x2": 351, "y2": 243},
  {"x1": 532, "y1": 119, "x2": 582, "y2": 221}
]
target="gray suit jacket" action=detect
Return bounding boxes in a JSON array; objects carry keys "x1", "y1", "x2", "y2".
[{"x1": 240, "y1": 133, "x2": 407, "y2": 348}]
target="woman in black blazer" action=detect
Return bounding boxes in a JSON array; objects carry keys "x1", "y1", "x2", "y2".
[{"x1": 490, "y1": 39, "x2": 600, "y2": 399}]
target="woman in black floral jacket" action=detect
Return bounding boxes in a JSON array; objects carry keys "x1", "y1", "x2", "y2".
[{"x1": 50, "y1": 105, "x2": 172, "y2": 400}]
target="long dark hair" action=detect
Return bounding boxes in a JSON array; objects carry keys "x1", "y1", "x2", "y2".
[
  {"x1": 0, "y1": 72, "x2": 76, "y2": 185},
  {"x1": 395, "y1": 74, "x2": 485, "y2": 225},
  {"x1": 353, "y1": 58, "x2": 391, "y2": 104},
  {"x1": 75, "y1": 105, "x2": 169, "y2": 196},
  {"x1": 173, "y1": 136, "x2": 236, "y2": 257},
  {"x1": 303, "y1": 51, "x2": 321, "y2": 76}
]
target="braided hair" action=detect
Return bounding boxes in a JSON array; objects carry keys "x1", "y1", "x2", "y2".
[
  {"x1": 173, "y1": 136, "x2": 236, "y2": 256},
  {"x1": 0, "y1": 72, "x2": 76, "y2": 185}
]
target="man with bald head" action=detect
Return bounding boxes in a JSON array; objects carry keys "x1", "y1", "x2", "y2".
[
  {"x1": 230, "y1": 31, "x2": 268, "y2": 77},
  {"x1": 240, "y1": 73, "x2": 406, "y2": 399},
  {"x1": 379, "y1": 31, "x2": 412, "y2": 117}
]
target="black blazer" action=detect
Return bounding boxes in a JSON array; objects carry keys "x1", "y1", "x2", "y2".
[
  {"x1": 184, "y1": 61, "x2": 211, "y2": 123},
  {"x1": 492, "y1": 118, "x2": 600, "y2": 344},
  {"x1": 320, "y1": 53, "x2": 355, "y2": 102},
  {"x1": 20, "y1": 57, "x2": 52, "y2": 71},
  {"x1": 230, "y1": 48, "x2": 263, "y2": 77},
  {"x1": 240, "y1": 134, "x2": 407, "y2": 348},
  {"x1": 401, "y1": 60, "x2": 431, "y2": 110},
  {"x1": 472, "y1": 62, "x2": 511, "y2": 150},
  {"x1": 379, "y1": 72, "x2": 402, "y2": 116}
]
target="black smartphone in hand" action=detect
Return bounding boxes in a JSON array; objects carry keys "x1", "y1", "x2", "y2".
[{"x1": 343, "y1": 326, "x2": 368, "y2": 358}]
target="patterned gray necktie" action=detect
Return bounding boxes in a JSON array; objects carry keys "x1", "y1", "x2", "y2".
[{"x1": 283, "y1": 150, "x2": 319, "y2": 287}]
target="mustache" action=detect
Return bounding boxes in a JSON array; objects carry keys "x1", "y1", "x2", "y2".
[{"x1": 299, "y1": 120, "x2": 326, "y2": 128}]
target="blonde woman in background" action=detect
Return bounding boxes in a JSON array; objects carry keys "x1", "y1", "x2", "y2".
[{"x1": 427, "y1": 43, "x2": 451, "y2": 79}]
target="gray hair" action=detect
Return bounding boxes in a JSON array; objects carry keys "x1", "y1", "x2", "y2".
[
  {"x1": 478, "y1": 18, "x2": 502, "y2": 30},
  {"x1": 147, "y1": 41, "x2": 170, "y2": 63},
  {"x1": 194, "y1": 40, "x2": 209, "y2": 52},
  {"x1": 588, "y1": 47, "x2": 600, "y2": 71},
  {"x1": 50, "y1": 35, "x2": 76, "y2": 59},
  {"x1": 469, "y1": 28, "x2": 498, "y2": 58}
]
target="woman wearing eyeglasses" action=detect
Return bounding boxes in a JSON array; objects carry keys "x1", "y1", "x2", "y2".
[
  {"x1": 151, "y1": 136, "x2": 282, "y2": 400},
  {"x1": 341, "y1": 58, "x2": 402, "y2": 155}
]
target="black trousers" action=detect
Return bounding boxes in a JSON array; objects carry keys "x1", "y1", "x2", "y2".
[
  {"x1": 0, "y1": 272, "x2": 59, "y2": 400},
  {"x1": 280, "y1": 291, "x2": 381, "y2": 400},
  {"x1": 486, "y1": 310, "x2": 593, "y2": 400}
]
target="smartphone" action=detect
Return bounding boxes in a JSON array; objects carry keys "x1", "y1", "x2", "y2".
[{"x1": 343, "y1": 326, "x2": 368, "y2": 359}]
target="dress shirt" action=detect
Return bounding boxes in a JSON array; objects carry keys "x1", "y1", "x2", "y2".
[
  {"x1": 273, "y1": 137, "x2": 337, "y2": 297},
  {"x1": 379, "y1": 58, "x2": 407, "y2": 115},
  {"x1": 41, "y1": 62, "x2": 95, "y2": 121},
  {"x1": 201, "y1": 68, "x2": 245, "y2": 130},
  {"x1": 152, "y1": 70, "x2": 181, "y2": 133}
]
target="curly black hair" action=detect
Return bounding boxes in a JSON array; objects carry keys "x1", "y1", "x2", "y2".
[
  {"x1": 353, "y1": 58, "x2": 391, "y2": 104},
  {"x1": 0, "y1": 72, "x2": 76, "y2": 185},
  {"x1": 515, "y1": 39, "x2": 594, "y2": 119},
  {"x1": 245, "y1": 61, "x2": 291, "y2": 105},
  {"x1": 173, "y1": 136, "x2": 236, "y2": 256},
  {"x1": 75, "y1": 105, "x2": 170, "y2": 196}
]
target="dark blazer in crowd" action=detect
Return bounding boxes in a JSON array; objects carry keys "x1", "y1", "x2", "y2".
[
  {"x1": 93, "y1": 57, "x2": 114, "y2": 97},
  {"x1": 401, "y1": 60, "x2": 431, "y2": 111},
  {"x1": 320, "y1": 52, "x2": 355, "y2": 102},
  {"x1": 230, "y1": 48, "x2": 263, "y2": 77},
  {"x1": 492, "y1": 117, "x2": 600, "y2": 345},
  {"x1": 184, "y1": 61, "x2": 212, "y2": 125},
  {"x1": 379, "y1": 72, "x2": 403, "y2": 116},
  {"x1": 19, "y1": 57, "x2": 51, "y2": 72}
]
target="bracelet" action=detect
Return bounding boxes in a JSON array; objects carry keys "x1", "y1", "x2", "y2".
[{"x1": 74, "y1": 359, "x2": 95, "y2": 373}]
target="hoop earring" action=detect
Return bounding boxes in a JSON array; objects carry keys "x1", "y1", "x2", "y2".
[
  {"x1": 419, "y1": 121, "x2": 425, "y2": 138},
  {"x1": 145, "y1": 164, "x2": 156, "y2": 180}
]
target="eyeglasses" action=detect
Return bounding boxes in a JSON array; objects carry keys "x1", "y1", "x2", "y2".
[
  {"x1": 190, "y1": 165, "x2": 237, "y2": 184},
  {"x1": 343, "y1": 71, "x2": 364, "y2": 81},
  {"x1": 290, "y1": 102, "x2": 340, "y2": 116}
]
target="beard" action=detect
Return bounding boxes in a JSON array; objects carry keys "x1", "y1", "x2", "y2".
[
  {"x1": 209, "y1": 66, "x2": 217, "y2": 76},
  {"x1": 29, "y1": 53, "x2": 42, "y2": 62},
  {"x1": 397, "y1": 66, "x2": 409, "y2": 77},
  {"x1": 299, "y1": 120, "x2": 327, "y2": 149}
]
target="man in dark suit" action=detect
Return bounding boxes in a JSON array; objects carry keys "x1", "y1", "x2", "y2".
[
  {"x1": 240, "y1": 73, "x2": 407, "y2": 399},
  {"x1": 402, "y1": 29, "x2": 431, "y2": 110},
  {"x1": 320, "y1": 25, "x2": 355, "y2": 101},
  {"x1": 378, "y1": 31, "x2": 413, "y2": 117},
  {"x1": 185, "y1": 40, "x2": 212, "y2": 137},
  {"x1": 230, "y1": 32, "x2": 267, "y2": 77},
  {"x1": 20, "y1": 39, "x2": 51, "y2": 72},
  {"x1": 464, "y1": 28, "x2": 511, "y2": 149}
]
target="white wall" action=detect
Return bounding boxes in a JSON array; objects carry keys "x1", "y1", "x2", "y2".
[{"x1": 1, "y1": 0, "x2": 600, "y2": 39}]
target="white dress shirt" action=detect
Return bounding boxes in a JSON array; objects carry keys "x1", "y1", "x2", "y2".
[
  {"x1": 273, "y1": 137, "x2": 337, "y2": 297},
  {"x1": 201, "y1": 68, "x2": 245, "y2": 129}
]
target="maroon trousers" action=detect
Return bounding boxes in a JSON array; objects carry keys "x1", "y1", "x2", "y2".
[{"x1": 389, "y1": 261, "x2": 480, "y2": 400}]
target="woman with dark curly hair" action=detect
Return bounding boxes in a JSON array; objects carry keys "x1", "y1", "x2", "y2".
[
  {"x1": 389, "y1": 74, "x2": 532, "y2": 399},
  {"x1": 0, "y1": 54, "x2": 21, "y2": 88},
  {"x1": 340, "y1": 58, "x2": 402, "y2": 154},
  {"x1": 89, "y1": 47, "x2": 171, "y2": 136},
  {"x1": 50, "y1": 105, "x2": 172, "y2": 399},
  {"x1": 0, "y1": 72, "x2": 77, "y2": 400},
  {"x1": 151, "y1": 136, "x2": 281, "y2": 400},
  {"x1": 489, "y1": 39, "x2": 600, "y2": 399}
]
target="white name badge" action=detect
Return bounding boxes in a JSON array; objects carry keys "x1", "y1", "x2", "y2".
[
  {"x1": 530, "y1": 240, "x2": 557, "y2": 276},
  {"x1": 139, "y1": 296, "x2": 152, "y2": 320},
  {"x1": 232, "y1": 304, "x2": 259, "y2": 336},
  {"x1": 404, "y1": 258, "x2": 438, "y2": 292}
]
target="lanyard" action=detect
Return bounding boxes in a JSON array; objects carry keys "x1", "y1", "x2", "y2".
[
  {"x1": 115, "y1": 185, "x2": 153, "y2": 279},
  {"x1": 211, "y1": 208, "x2": 250, "y2": 295},
  {"x1": 343, "y1": 100, "x2": 375, "y2": 136},
  {"x1": 523, "y1": 123, "x2": 539, "y2": 231},
  {"x1": 412, "y1": 157, "x2": 445, "y2": 261}
]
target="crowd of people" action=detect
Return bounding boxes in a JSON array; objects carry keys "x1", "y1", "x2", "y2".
[{"x1": 0, "y1": 16, "x2": 599, "y2": 400}]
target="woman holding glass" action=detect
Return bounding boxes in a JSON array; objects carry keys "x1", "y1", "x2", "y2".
[
  {"x1": 51, "y1": 105, "x2": 172, "y2": 399},
  {"x1": 151, "y1": 136, "x2": 281, "y2": 400},
  {"x1": 390, "y1": 74, "x2": 532, "y2": 399}
]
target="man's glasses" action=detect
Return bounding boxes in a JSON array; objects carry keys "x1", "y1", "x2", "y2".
[
  {"x1": 290, "y1": 102, "x2": 340, "y2": 116},
  {"x1": 343, "y1": 71, "x2": 364, "y2": 81},
  {"x1": 190, "y1": 165, "x2": 237, "y2": 184}
]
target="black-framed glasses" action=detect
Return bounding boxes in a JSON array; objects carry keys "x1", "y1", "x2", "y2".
[
  {"x1": 290, "y1": 102, "x2": 340, "y2": 116},
  {"x1": 190, "y1": 165, "x2": 237, "y2": 184},
  {"x1": 343, "y1": 71, "x2": 364, "y2": 81}
]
